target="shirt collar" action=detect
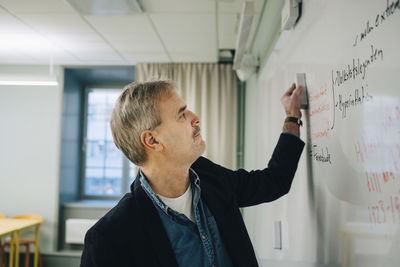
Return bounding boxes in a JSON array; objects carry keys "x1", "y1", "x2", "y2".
[{"x1": 139, "y1": 168, "x2": 201, "y2": 213}]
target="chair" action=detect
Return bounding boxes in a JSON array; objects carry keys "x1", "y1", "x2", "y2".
[
  {"x1": 0, "y1": 214, "x2": 6, "y2": 267},
  {"x1": 2, "y1": 214, "x2": 43, "y2": 267}
]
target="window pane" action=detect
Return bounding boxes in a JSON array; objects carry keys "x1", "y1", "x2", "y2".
[
  {"x1": 105, "y1": 141, "x2": 122, "y2": 168},
  {"x1": 87, "y1": 114, "x2": 107, "y2": 140},
  {"x1": 104, "y1": 168, "x2": 122, "y2": 195},
  {"x1": 84, "y1": 88, "x2": 124, "y2": 197},
  {"x1": 88, "y1": 90, "x2": 107, "y2": 114},
  {"x1": 107, "y1": 93, "x2": 119, "y2": 104},
  {"x1": 106, "y1": 124, "x2": 113, "y2": 141},
  {"x1": 85, "y1": 168, "x2": 103, "y2": 195},
  {"x1": 86, "y1": 140, "x2": 105, "y2": 168}
]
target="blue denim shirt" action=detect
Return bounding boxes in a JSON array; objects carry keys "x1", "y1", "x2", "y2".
[{"x1": 140, "y1": 169, "x2": 232, "y2": 267}]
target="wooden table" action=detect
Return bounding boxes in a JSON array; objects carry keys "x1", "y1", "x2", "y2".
[{"x1": 0, "y1": 218, "x2": 41, "y2": 267}]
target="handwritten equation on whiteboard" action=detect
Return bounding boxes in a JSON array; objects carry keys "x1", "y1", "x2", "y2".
[{"x1": 307, "y1": 0, "x2": 400, "y2": 227}]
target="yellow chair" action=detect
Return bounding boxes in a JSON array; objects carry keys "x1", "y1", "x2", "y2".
[
  {"x1": 0, "y1": 213, "x2": 6, "y2": 267},
  {"x1": 2, "y1": 214, "x2": 43, "y2": 267}
]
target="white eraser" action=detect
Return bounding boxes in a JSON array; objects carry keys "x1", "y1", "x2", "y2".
[{"x1": 296, "y1": 73, "x2": 308, "y2": 109}]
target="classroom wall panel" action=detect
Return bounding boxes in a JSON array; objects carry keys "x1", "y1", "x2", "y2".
[{"x1": 0, "y1": 65, "x2": 63, "y2": 252}]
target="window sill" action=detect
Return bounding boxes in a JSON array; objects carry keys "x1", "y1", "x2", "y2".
[{"x1": 63, "y1": 200, "x2": 118, "y2": 209}]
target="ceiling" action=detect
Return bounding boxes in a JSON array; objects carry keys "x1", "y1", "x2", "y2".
[{"x1": 0, "y1": 0, "x2": 264, "y2": 66}]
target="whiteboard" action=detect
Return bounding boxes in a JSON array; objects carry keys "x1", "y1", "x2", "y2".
[{"x1": 245, "y1": 0, "x2": 400, "y2": 266}]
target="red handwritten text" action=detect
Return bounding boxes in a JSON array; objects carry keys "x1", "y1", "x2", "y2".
[
  {"x1": 309, "y1": 87, "x2": 328, "y2": 102},
  {"x1": 368, "y1": 195, "x2": 400, "y2": 226}
]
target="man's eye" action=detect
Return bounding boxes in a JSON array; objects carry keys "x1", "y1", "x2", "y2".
[{"x1": 181, "y1": 113, "x2": 186, "y2": 119}]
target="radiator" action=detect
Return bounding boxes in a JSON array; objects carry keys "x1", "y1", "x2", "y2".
[{"x1": 65, "y1": 218, "x2": 97, "y2": 244}]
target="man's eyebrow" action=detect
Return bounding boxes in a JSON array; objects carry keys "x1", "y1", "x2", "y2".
[{"x1": 178, "y1": 105, "x2": 187, "y2": 115}]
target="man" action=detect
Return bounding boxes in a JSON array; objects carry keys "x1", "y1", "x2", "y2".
[{"x1": 81, "y1": 80, "x2": 304, "y2": 267}]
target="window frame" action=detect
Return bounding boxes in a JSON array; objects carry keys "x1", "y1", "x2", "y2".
[{"x1": 79, "y1": 85, "x2": 136, "y2": 200}]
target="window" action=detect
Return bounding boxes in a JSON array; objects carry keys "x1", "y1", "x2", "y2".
[{"x1": 82, "y1": 87, "x2": 136, "y2": 198}]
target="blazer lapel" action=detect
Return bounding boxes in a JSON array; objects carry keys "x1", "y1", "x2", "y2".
[
  {"x1": 200, "y1": 180, "x2": 259, "y2": 267},
  {"x1": 132, "y1": 177, "x2": 179, "y2": 267}
]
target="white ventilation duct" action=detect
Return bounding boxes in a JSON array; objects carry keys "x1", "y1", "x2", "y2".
[
  {"x1": 235, "y1": 54, "x2": 259, "y2": 81},
  {"x1": 233, "y1": 1, "x2": 259, "y2": 81}
]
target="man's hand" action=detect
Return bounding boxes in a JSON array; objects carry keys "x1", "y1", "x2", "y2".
[
  {"x1": 281, "y1": 83, "x2": 302, "y2": 119},
  {"x1": 281, "y1": 83, "x2": 302, "y2": 137}
]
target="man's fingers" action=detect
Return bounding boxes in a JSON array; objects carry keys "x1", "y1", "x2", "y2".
[
  {"x1": 294, "y1": 85, "x2": 303, "y2": 95},
  {"x1": 284, "y1": 83, "x2": 296, "y2": 95}
]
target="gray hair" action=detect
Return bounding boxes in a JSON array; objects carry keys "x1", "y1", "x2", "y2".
[{"x1": 110, "y1": 80, "x2": 175, "y2": 165}]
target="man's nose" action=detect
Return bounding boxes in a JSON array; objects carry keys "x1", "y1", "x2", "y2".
[{"x1": 188, "y1": 110, "x2": 200, "y2": 126}]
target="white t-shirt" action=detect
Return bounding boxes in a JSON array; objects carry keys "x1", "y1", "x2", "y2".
[{"x1": 158, "y1": 183, "x2": 196, "y2": 223}]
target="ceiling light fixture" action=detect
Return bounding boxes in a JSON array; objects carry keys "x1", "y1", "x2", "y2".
[
  {"x1": 66, "y1": 0, "x2": 144, "y2": 16},
  {"x1": 0, "y1": 75, "x2": 59, "y2": 86},
  {"x1": 0, "y1": 81, "x2": 58, "y2": 86}
]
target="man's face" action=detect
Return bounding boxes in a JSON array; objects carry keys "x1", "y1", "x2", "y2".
[{"x1": 154, "y1": 90, "x2": 205, "y2": 164}]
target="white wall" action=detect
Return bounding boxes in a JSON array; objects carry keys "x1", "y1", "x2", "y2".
[{"x1": 0, "y1": 65, "x2": 63, "y2": 252}]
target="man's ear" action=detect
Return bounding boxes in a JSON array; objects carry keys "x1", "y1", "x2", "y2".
[{"x1": 140, "y1": 130, "x2": 163, "y2": 152}]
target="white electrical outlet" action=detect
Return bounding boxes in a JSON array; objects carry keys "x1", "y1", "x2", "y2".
[{"x1": 273, "y1": 220, "x2": 282, "y2": 249}]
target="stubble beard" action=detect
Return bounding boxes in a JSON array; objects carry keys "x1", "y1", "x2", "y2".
[
  {"x1": 192, "y1": 125, "x2": 205, "y2": 158},
  {"x1": 193, "y1": 135, "x2": 206, "y2": 159},
  {"x1": 199, "y1": 139, "x2": 206, "y2": 155}
]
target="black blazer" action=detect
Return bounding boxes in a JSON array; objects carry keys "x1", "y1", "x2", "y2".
[{"x1": 80, "y1": 133, "x2": 304, "y2": 267}]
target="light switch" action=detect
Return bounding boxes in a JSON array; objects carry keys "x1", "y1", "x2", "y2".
[{"x1": 273, "y1": 220, "x2": 282, "y2": 249}]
